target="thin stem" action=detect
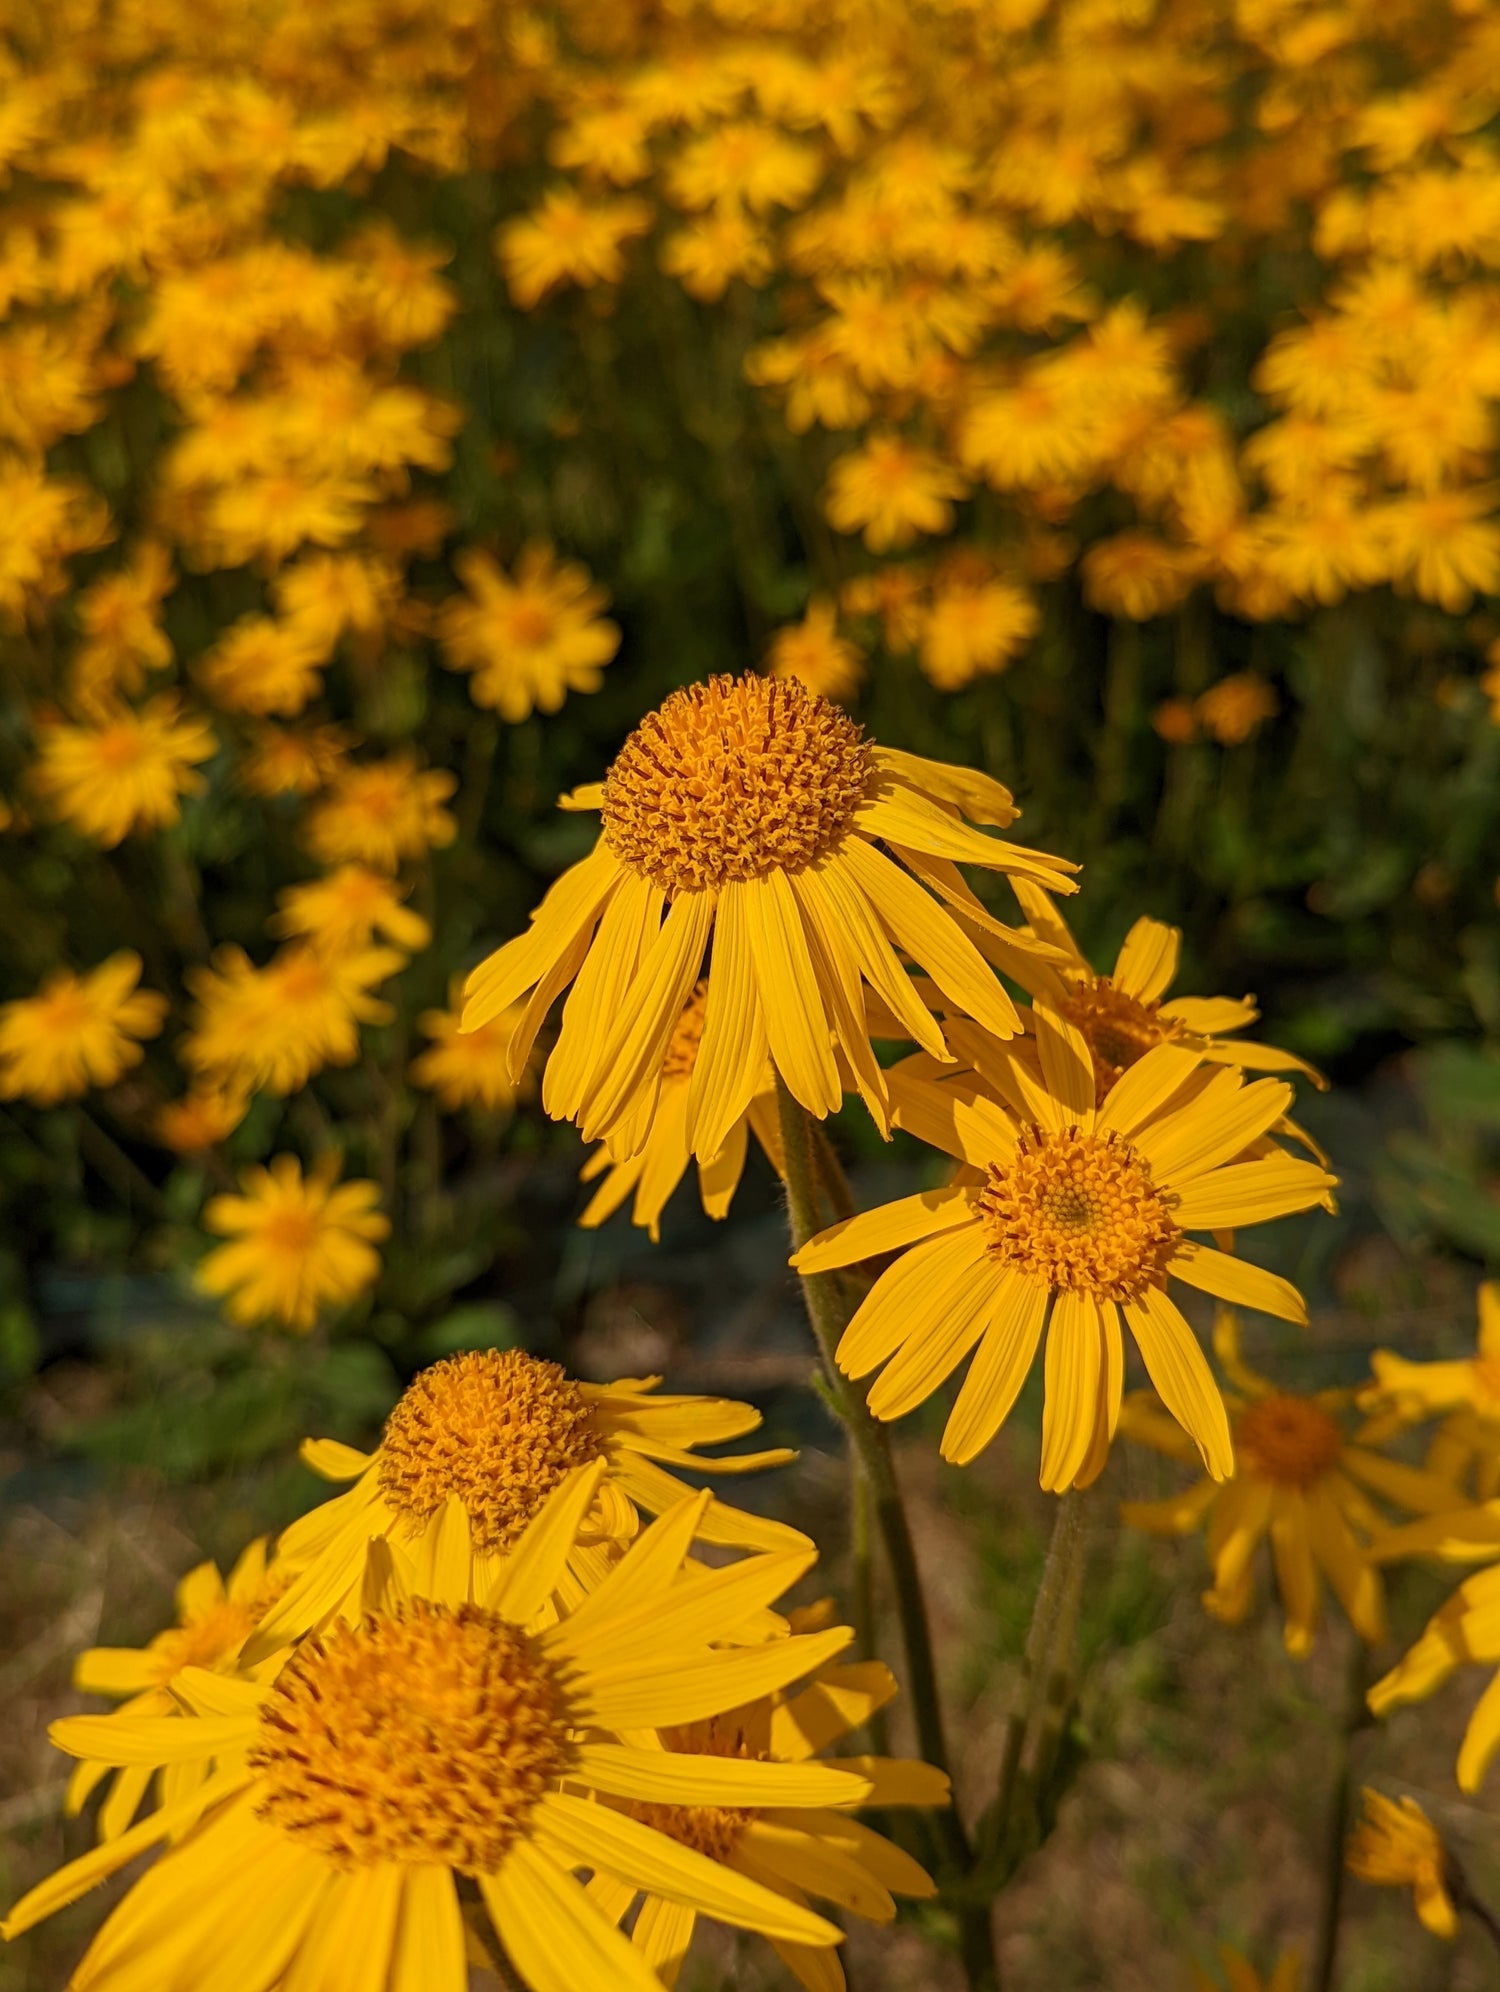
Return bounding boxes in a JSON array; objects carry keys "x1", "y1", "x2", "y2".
[{"x1": 1312, "y1": 1634, "x2": 1369, "y2": 1992}]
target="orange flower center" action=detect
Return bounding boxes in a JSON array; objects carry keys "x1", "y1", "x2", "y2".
[
  {"x1": 974, "y1": 1125, "x2": 1179, "y2": 1302},
  {"x1": 93, "y1": 724, "x2": 145, "y2": 773},
  {"x1": 251, "y1": 1603, "x2": 575, "y2": 1869},
  {"x1": 377, "y1": 1349, "x2": 605, "y2": 1556},
  {"x1": 505, "y1": 601, "x2": 555, "y2": 649},
  {"x1": 1057, "y1": 979, "x2": 1179, "y2": 1105},
  {"x1": 148, "y1": 1599, "x2": 258, "y2": 1682},
  {"x1": 600, "y1": 673, "x2": 872, "y2": 895},
  {"x1": 629, "y1": 1715, "x2": 760, "y2": 1861},
  {"x1": 1235, "y1": 1392, "x2": 1343, "y2": 1487},
  {"x1": 661, "y1": 980, "x2": 711, "y2": 1080}
]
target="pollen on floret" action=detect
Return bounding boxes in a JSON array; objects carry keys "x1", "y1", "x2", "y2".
[
  {"x1": 1235, "y1": 1392, "x2": 1343, "y2": 1487},
  {"x1": 377, "y1": 1349, "x2": 605, "y2": 1556},
  {"x1": 599, "y1": 673, "x2": 873, "y2": 896},
  {"x1": 251, "y1": 1602, "x2": 576, "y2": 1870},
  {"x1": 974, "y1": 1124, "x2": 1180, "y2": 1302},
  {"x1": 628, "y1": 1713, "x2": 761, "y2": 1862}
]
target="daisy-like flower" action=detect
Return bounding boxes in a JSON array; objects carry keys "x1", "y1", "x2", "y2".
[
  {"x1": 196, "y1": 1154, "x2": 389, "y2": 1333},
  {"x1": 305, "y1": 751, "x2": 457, "y2": 872},
  {"x1": 1195, "y1": 672, "x2": 1280, "y2": 746},
  {"x1": 247, "y1": 1349, "x2": 807, "y2": 1658},
  {"x1": 195, "y1": 614, "x2": 328, "y2": 717},
  {"x1": 918, "y1": 575, "x2": 1039, "y2": 690},
  {"x1": 30, "y1": 695, "x2": 216, "y2": 847},
  {"x1": 270, "y1": 865, "x2": 432, "y2": 957},
  {"x1": 1362, "y1": 1282, "x2": 1500, "y2": 1499},
  {"x1": 1010, "y1": 888, "x2": 1324, "y2": 1103},
  {"x1": 411, "y1": 993, "x2": 531, "y2": 1114},
  {"x1": 1121, "y1": 1314, "x2": 1460, "y2": 1656},
  {"x1": 153, "y1": 1084, "x2": 248, "y2": 1154},
  {"x1": 0, "y1": 952, "x2": 166, "y2": 1105},
  {"x1": 497, "y1": 188, "x2": 653, "y2": 308},
  {"x1": 793, "y1": 1018, "x2": 1337, "y2": 1490},
  {"x1": 1346, "y1": 1789, "x2": 1457, "y2": 1937},
  {"x1": 237, "y1": 722, "x2": 353, "y2": 800},
  {"x1": 824, "y1": 433, "x2": 968, "y2": 552},
  {"x1": 766, "y1": 597, "x2": 864, "y2": 702},
  {"x1": 270, "y1": 551, "x2": 399, "y2": 653},
  {"x1": 3, "y1": 1489, "x2": 867, "y2": 1992},
  {"x1": 70, "y1": 541, "x2": 175, "y2": 705},
  {"x1": 578, "y1": 980, "x2": 782, "y2": 1242},
  {"x1": 65, "y1": 1538, "x2": 284, "y2": 1842},
  {"x1": 439, "y1": 543, "x2": 621, "y2": 722},
  {"x1": 183, "y1": 942, "x2": 403, "y2": 1096},
  {"x1": 594, "y1": 1625, "x2": 945, "y2": 1992},
  {"x1": 461, "y1": 673, "x2": 1075, "y2": 1165}
]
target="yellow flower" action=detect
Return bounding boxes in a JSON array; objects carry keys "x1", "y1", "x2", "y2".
[
  {"x1": 579, "y1": 980, "x2": 783, "y2": 1242},
  {"x1": 1346, "y1": 1789, "x2": 1457, "y2": 1938},
  {"x1": 918, "y1": 575, "x2": 1039, "y2": 690},
  {"x1": 440, "y1": 543, "x2": 621, "y2": 722},
  {"x1": 153, "y1": 1085, "x2": 249, "y2": 1154},
  {"x1": 304, "y1": 752, "x2": 458, "y2": 872},
  {"x1": 344, "y1": 222, "x2": 458, "y2": 349},
  {"x1": 412, "y1": 995, "x2": 531, "y2": 1114},
  {"x1": 1195, "y1": 672, "x2": 1280, "y2": 746},
  {"x1": 0, "y1": 463, "x2": 110, "y2": 625},
  {"x1": 1192, "y1": 1947, "x2": 1302, "y2": 1992},
  {"x1": 0, "y1": 952, "x2": 166, "y2": 1105},
  {"x1": 1153, "y1": 696, "x2": 1199, "y2": 744},
  {"x1": 69, "y1": 541, "x2": 175, "y2": 706},
  {"x1": 599, "y1": 1637, "x2": 944, "y2": 1990},
  {"x1": 1122, "y1": 1314, "x2": 1459, "y2": 1656},
  {"x1": 1081, "y1": 532, "x2": 1198, "y2": 621},
  {"x1": 765, "y1": 598, "x2": 864, "y2": 701},
  {"x1": 183, "y1": 943, "x2": 402, "y2": 1096},
  {"x1": 196, "y1": 1154, "x2": 388, "y2": 1333},
  {"x1": 201, "y1": 466, "x2": 376, "y2": 567},
  {"x1": 497, "y1": 188, "x2": 652, "y2": 308},
  {"x1": 250, "y1": 1351, "x2": 808, "y2": 1657},
  {"x1": 958, "y1": 373, "x2": 1103, "y2": 492},
  {"x1": 270, "y1": 865, "x2": 431, "y2": 957},
  {"x1": 661, "y1": 208, "x2": 774, "y2": 301},
  {"x1": 31, "y1": 695, "x2": 216, "y2": 847},
  {"x1": 461, "y1": 673, "x2": 1075, "y2": 1164},
  {"x1": 1008, "y1": 894, "x2": 1325, "y2": 1104},
  {"x1": 6, "y1": 1493, "x2": 866, "y2": 1992},
  {"x1": 65, "y1": 1539, "x2": 284, "y2": 1843},
  {"x1": 237, "y1": 722, "x2": 353, "y2": 800},
  {"x1": 793, "y1": 1029, "x2": 1337, "y2": 1490},
  {"x1": 824, "y1": 433, "x2": 967, "y2": 551},
  {"x1": 666, "y1": 121, "x2": 822, "y2": 214},
  {"x1": 196, "y1": 614, "x2": 328, "y2": 717},
  {"x1": 1386, "y1": 486, "x2": 1500, "y2": 612},
  {"x1": 1361, "y1": 1282, "x2": 1500, "y2": 1499},
  {"x1": 270, "y1": 551, "x2": 399, "y2": 652}
]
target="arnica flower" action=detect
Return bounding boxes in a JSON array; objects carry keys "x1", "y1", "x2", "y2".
[
  {"x1": 917, "y1": 575, "x2": 1039, "y2": 691},
  {"x1": 578, "y1": 981, "x2": 783, "y2": 1242},
  {"x1": 1192, "y1": 1948, "x2": 1302, "y2": 1992},
  {"x1": 1012, "y1": 887, "x2": 1325, "y2": 1105},
  {"x1": 824, "y1": 433, "x2": 968, "y2": 552},
  {"x1": 246, "y1": 1350, "x2": 809, "y2": 1659},
  {"x1": 1361, "y1": 1281, "x2": 1500, "y2": 1499},
  {"x1": 4, "y1": 1491, "x2": 867, "y2": 1992},
  {"x1": 153, "y1": 1084, "x2": 248, "y2": 1154},
  {"x1": 0, "y1": 952, "x2": 166, "y2": 1106},
  {"x1": 1346, "y1": 1789, "x2": 1457, "y2": 1938},
  {"x1": 794, "y1": 1021, "x2": 1337, "y2": 1490},
  {"x1": 270, "y1": 865, "x2": 432, "y2": 958},
  {"x1": 461, "y1": 672, "x2": 1075, "y2": 1165},
  {"x1": 497, "y1": 188, "x2": 653, "y2": 308},
  {"x1": 439, "y1": 542, "x2": 621, "y2": 723},
  {"x1": 183, "y1": 942, "x2": 403, "y2": 1096},
  {"x1": 196, "y1": 1155, "x2": 388, "y2": 1333},
  {"x1": 595, "y1": 1632, "x2": 945, "y2": 1992},
  {"x1": 195, "y1": 614, "x2": 328, "y2": 717},
  {"x1": 411, "y1": 993, "x2": 531, "y2": 1115},
  {"x1": 765, "y1": 597, "x2": 864, "y2": 703},
  {"x1": 238, "y1": 722, "x2": 353, "y2": 800},
  {"x1": 1120, "y1": 1314, "x2": 1459, "y2": 1656},
  {"x1": 30, "y1": 694, "x2": 216, "y2": 847},
  {"x1": 1195, "y1": 671, "x2": 1280, "y2": 747},
  {"x1": 270, "y1": 550, "x2": 399, "y2": 652},
  {"x1": 65, "y1": 1538, "x2": 284, "y2": 1842},
  {"x1": 70, "y1": 541, "x2": 175, "y2": 704},
  {"x1": 304, "y1": 751, "x2": 457, "y2": 872}
]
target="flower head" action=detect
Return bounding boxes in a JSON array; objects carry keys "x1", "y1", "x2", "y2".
[
  {"x1": 154, "y1": 1084, "x2": 248, "y2": 1153},
  {"x1": 196, "y1": 615, "x2": 327, "y2": 717},
  {"x1": 196, "y1": 1154, "x2": 388, "y2": 1333},
  {"x1": 0, "y1": 952, "x2": 166, "y2": 1105},
  {"x1": 824, "y1": 433, "x2": 967, "y2": 552},
  {"x1": 440, "y1": 544, "x2": 620, "y2": 722},
  {"x1": 183, "y1": 943, "x2": 402, "y2": 1096},
  {"x1": 461, "y1": 673, "x2": 1075, "y2": 1164},
  {"x1": 270, "y1": 866, "x2": 431, "y2": 957},
  {"x1": 1347, "y1": 1789, "x2": 1457, "y2": 1938},
  {"x1": 497, "y1": 189, "x2": 652, "y2": 308},
  {"x1": 765, "y1": 597, "x2": 864, "y2": 702},
  {"x1": 412, "y1": 995, "x2": 531, "y2": 1114},
  {"x1": 31, "y1": 696, "x2": 216, "y2": 847},
  {"x1": 305, "y1": 753, "x2": 457, "y2": 871}
]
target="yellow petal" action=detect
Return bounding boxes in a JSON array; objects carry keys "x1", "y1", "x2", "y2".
[
  {"x1": 1095, "y1": 1043, "x2": 1204, "y2": 1138},
  {"x1": 735, "y1": 1817, "x2": 896, "y2": 1924},
  {"x1": 941, "y1": 1273, "x2": 1048, "y2": 1466},
  {"x1": 462, "y1": 839, "x2": 621, "y2": 1031},
  {"x1": 768, "y1": 1663, "x2": 900, "y2": 1763},
  {"x1": 792, "y1": 1183, "x2": 976, "y2": 1274},
  {"x1": 1122, "y1": 1287, "x2": 1234, "y2": 1480},
  {"x1": 866, "y1": 1253, "x2": 1004, "y2": 1422},
  {"x1": 1112, "y1": 917, "x2": 1180, "y2": 1002},
  {"x1": 835, "y1": 1224, "x2": 989, "y2": 1380},
  {"x1": 545, "y1": 871, "x2": 663, "y2": 1122},
  {"x1": 1135, "y1": 1074, "x2": 1294, "y2": 1185},
  {"x1": 1032, "y1": 1003, "x2": 1095, "y2": 1128},
  {"x1": 807, "y1": 851, "x2": 948, "y2": 1061},
  {"x1": 580, "y1": 1626, "x2": 855, "y2": 1729},
  {"x1": 633, "y1": 1896, "x2": 694, "y2": 1988},
  {"x1": 870, "y1": 746, "x2": 1019, "y2": 828},
  {"x1": 1170, "y1": 1155, "x2": 1337, "y2": 1230},
  {"x1": 1457, "y1": 1667, "x2": 1500, "y2": 1793},
  {"x1": 578, "y1": 889, "x2": 717, "y2": 1143},
  {"x1": 480, "y1": 1843, "x2": 666, "y2": 1992},
  {"x1": 743, "y1": 868, "x2": 842, "y2": 1117},
  {"x1": 486, "y1": 1459, "x2": 608, "y2": 1620},
  {"x1": 1039, "y1": 1291, "x2": 1103, "y2": 1492},
  {"x1": 1167, "y1": 1241, "x2": 1307, "y2": 1324},
  {"x1": 392, "y1": 1868, "x2": 467, "y2": 1992},
  {"x1": 686, "y1": 881, "x2": 767, "y2": 1161},
  {"x1": 299, "y1": 1437, "x2": 373, "y2": 1482},
  {"x1": 573, "y1": 1744, "x2": 868, "y2": 1810}
]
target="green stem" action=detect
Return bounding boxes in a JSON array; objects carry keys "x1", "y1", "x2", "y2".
[{"x1": 1312, "y1": 1635, "x2": 1369, "y2": 1992}]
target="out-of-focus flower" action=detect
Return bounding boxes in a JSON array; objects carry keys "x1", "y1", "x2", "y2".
[
  {"x1": 1346, "y1": 1790, "x2": 1457, "y2": 1939},
  {"x1": 196, "y1": 1154, "x2": 388, "y2": 1332},
  {"x1": 412, "y1": 995, "x2": 532, "y2": 1114},
  {"x1": 824, "y1": 433, "x2": 967, "y2": 551},
  {"x1": 440, "y1": 544, "x2": 620, "y2": 722},
  {"x1": 183, "y1": 943, "x2": 402, "y2": 1096},
  {"x1": 270, "y1": 866, "x2": 431, "y2": 957},
  {"x1": 0, "y1": 953, "x2": 166, "y2": 1105},
  {"x1": 31, "y1": 697, "x2": 216, "y2": 847},
  {"x1": 304, "y1": 753, "x2": 457, "y2": 871},
  {"x1": 154, "y1": 1085, "x2": 249, "y2": 1154},
  {"x1": 918, "y1": 575, "x2": 1038, "y2": 689},
  {"x1": 497, "y1": 188, "x2": 652, "y2": 307},
  {"x1": 765, "y1": 598, "x2": 863, "y2": 701},
  {"x1": 1196, "y1": 672, "x2": 1280, "y2": 745}
]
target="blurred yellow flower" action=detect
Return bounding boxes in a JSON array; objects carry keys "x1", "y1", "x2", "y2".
[
  {"x1": 196, "y1": 1153, "x2": 388, "y2": 1333},
  {"x1": 412, "y1": 995, "x2": 531, "y2": 1114},
  {"x1": 1195, "y1": 672, "x2": 1280, "y2": 746},
  {"x1": 0, "y1": 952, "x2": 166, "y2": 1106},
  {"x1": 661, "y1": 208, "x2": 774, "y2": 300},
  {"x1": 153, "y1": 1084, "x2": 249, "y2": 1154},
  {"x1": 31, "y1": 695, "x2": 216, "y2": 847},
  {"x1": 196, "y1": 614, "x2": 327, "y2": 717},
  {"x1": 304, "y1": 752, "x2": 457, "y2": 872},
  {"x1": 497, "y1": 188, "x2": 652, "y2": 308},
  {"x1": 270, "y1": 551, "x2": 399, "y2": 653},
  {"x1": 765, "y1": 598, "x2": 863, "y2": 702},
  {"x1": 70, "y1": 541, "x2": 175, "y2": 706},
  {"x1": 271, "y1": 865, "x2": 431, "y2": 957},
  {"x1": 824, "y1": 432, "x2": 967, "y2": 551},
  {"x1": 1361, "y1": 1281, "x2": 1500, "y2": 1500},
  {"x1": 1346, "y1": 1789, "x2": 1457, "y2": 1938},
  {"x1": 237, "y1": 722, "x2": 352, "y2": 800},
  {"x1": 666, "y1": 121, "x2": 821, "y2": 214},
  {"x1": 918, "y1": 575, "x2": 1038, "y2": 690},
  {"x1": 183, "y1": 943, "x2": 402, "y2": 1096},
  {"x1": 440, "y1": 543, "x2": 621, "y2": 722}
]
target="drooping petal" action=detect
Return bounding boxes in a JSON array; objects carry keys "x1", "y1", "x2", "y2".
[
  {"x1": 1039, "y1": 1291, "x2": 1102, "y2": 1493},
  {"x1": 685, "y1": 881, "x2": 771, "y2": 1162},
  {"x1": 571, "y1": 1745, "x2": 869, "y2": 1811},
  {"x1": 480, "y1": 1843, "x2": 666, "y2": 1992},
  {"x1": 578, "y1": 890, "x2": 717, "y2": 1143},
  {"x1": 1122, "y1": 1287, "x2": 1234, "y2": 1480},
  {"x1": 940, "y1": 1273, "x2": 1047, "y2": 1466},
  {"x1": 792, "y1": 1184, "x2": 977, "y2": 1274}
]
